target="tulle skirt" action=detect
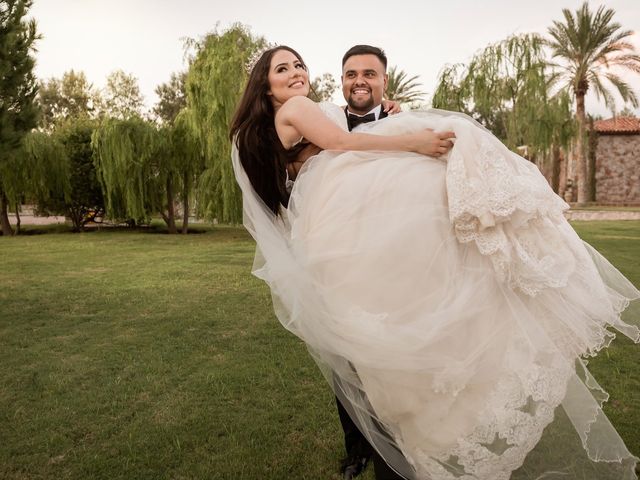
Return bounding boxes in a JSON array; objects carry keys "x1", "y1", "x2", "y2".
[{"x1": 236, "y1": 108, "x2": 640, "y2": 479}]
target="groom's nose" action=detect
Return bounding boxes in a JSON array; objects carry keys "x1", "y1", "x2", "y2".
[{"x1": 353, "y1": 74, "x2": 368, "y2": 85}]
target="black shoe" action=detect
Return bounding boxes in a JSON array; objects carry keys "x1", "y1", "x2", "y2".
[{"x1": 341, "y1": 454, "x2": 371, "y2": 480}]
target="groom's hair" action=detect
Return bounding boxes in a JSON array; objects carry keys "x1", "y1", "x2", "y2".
[{"x1": 342, "y1": 45, "x2": 387, "y2": 70}]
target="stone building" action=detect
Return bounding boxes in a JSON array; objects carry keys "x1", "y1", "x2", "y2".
[{"x1": 593, "y1": 117, "x2": 640, "y2": 205}]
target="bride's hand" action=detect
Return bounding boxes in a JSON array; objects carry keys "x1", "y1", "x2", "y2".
[
  {"x1": 412, "y1": 129, "x2": 456, "y2": 157},
  {"x1": 381, "y1": 99, "x2": 402, "y2": 115}
]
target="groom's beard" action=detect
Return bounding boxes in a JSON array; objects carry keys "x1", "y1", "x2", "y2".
[{"x1": 347, "y1": 92, "x2": 375, "y2": 114}]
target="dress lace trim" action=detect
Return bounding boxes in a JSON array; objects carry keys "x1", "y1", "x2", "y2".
[{"x1": 446, "y1": 134, "x2": 572, "y2": 297}]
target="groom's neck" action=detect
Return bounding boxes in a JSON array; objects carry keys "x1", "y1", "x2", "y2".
[{"x1": 347, "y1": 104, "x2": 382, "y2": 117}]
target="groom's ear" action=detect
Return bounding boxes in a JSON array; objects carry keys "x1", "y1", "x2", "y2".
[{"x1": 383, "y1": 73, "x2": 389, "y2": 93}]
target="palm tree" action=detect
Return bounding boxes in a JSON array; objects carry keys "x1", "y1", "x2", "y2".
[
  {"x1": 546, "y1": 2, "x2": 640, "y2": 204},
  {"x1": 385, "y1": 66, "x2": 425, "y2": 105}
]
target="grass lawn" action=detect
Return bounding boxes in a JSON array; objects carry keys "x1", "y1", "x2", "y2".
[{"x1": 0, "y1": 222, "x2": 638, "y2": 480}]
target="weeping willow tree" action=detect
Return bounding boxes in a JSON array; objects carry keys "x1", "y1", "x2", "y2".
[
  {"x1": 527, "y1": 90, "x2": 575, "y2": 193},
  {"x1": 1, "y1": 132, "x2": 70, "y2": 233},
  {"x1": 91, "y1": 117, "x2": 171, "y2": 228},
  {"x1": 185, "y1": 24, "x2": 267, "y2": 224},
  {"x1": 171, "y1": 109, "x2": 205, "y2": 233},
  {"x1": 156, "y1": 124, "x2": 180, "y2": 234},
  {"x1": 432, "y1": 34, "x2": 575, "y2": 191}
]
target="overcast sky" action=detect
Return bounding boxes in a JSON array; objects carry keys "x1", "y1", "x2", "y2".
[{"x1": 29, "y1": 0, "x2": 640, "y2": 117}]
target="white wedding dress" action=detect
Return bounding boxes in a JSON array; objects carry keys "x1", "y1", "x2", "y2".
[{"x1": 232, "y1": 102, "x2": 640, "y2": 480}]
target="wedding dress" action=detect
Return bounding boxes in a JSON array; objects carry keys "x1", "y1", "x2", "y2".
[{"x1": 232, "y1": 102, "x2": 640, "y2": 480}]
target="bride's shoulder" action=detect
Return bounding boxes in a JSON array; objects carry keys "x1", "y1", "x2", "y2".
[
  {"x1": 277, "y1": 96, "x2": 319, "y2": 121},
  {"x1": 277, "y1": 98, "x2": 347, "y2": 130},
  {"x1": 281, "y1": 95, "x2": 316, "y2": 110},
  {"x1": 280, "y1": 97, "x2": 341, "y2": 112}
]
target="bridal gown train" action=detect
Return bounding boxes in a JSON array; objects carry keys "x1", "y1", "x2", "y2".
[{"x1": 232, "y1": 102, "x2": 640, "y2": 480}]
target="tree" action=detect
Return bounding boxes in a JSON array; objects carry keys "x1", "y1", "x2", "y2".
[
  {"x1": 38, "y1": 70, "x2": 100, "y2": 130},
  {"x1": 168, "y1": 109, "x2": 205, "y2": 233},
  {"x1": 547, "y1": 2, "x2": 640, "y2": 204},
  {"x1": 153, "y1": 72, "x2": 205, "y2": 233},
  {"x1": 153, "y1": 71, "x2": 187, "y2": 124},
  {"x1": 91, "y1": 116, "x2": 189, "y2": 233},
  {"x1": 618, "y1": 106, "x2": 637, "y2": 117},
  {"x1": 92, "y1": 117, "x2": 164, "y2": 225},
  {"x1": 0, "y1": 0, "x2": 40, "y2": 236},
  {"x1": 1, "y1": 131, "x2": 70, "y2": 234},
  {"x1": 429, "y1": 63, "x2": 468, "y2": 113},
  {"x1": 385, "y1": 66, "x2": 425, "y2": 105},
  {"x1": 101, "y1": 70, "x2": 145, "y2": 120},
  {"x1": 309, "y1": 73, "x2": 337, "y2": 102},
  {"x1": 185, "y1": 24, "x2": 267, "y2": 223},
  {"x1": 432, "y1": 34, "x2": 574, "y2": 154},
  {"x1": 31, "y1": 72, "x2": 104, "y2": 231},
  {"x1": 37, "y1": 119, "x2": 105, "y2": 231}
]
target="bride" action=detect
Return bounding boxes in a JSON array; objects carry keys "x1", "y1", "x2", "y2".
[{"x1": 229, "y1": 46, "x2": 640, "y2": 480}]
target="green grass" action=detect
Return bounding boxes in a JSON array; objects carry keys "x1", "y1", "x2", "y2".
[
  {"x1": 0, "y1": 222, "x2": 638, "y2": 479},
  {"x1": 570, "y1": 221, "x2": 640, "y2": 460}
]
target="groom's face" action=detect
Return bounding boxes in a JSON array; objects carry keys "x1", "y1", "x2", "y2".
[{"x1": 342, "y1": 54, "x2": 388, "y2": 115}]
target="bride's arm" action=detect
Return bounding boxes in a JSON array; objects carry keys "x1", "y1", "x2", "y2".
[{"x1": 276, "y1": 96, "x2": 454, "y2": 157}]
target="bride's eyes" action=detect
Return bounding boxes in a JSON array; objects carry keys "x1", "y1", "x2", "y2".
[{"x1": 275, "y1": 62, "x2": 304, "y2": 73}]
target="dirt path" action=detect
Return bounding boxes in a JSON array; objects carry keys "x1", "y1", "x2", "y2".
[
  {"x1": 9, "y1": 210, "x2": 640, "y2": 227},
  {"x1": 9, "y1": 215, "x2": 67, "y2": 225},
  {"x1": 563, "y1": 210, "x2": 640, "y2": 221}
]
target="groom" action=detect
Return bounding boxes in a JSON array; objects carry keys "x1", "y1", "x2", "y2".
[
  {"x1": 296, "y1": 45, "x2": 454, "y2": 480},
  {"x1": 336, "y1": 45, "x2": 409, "y2": 480}
]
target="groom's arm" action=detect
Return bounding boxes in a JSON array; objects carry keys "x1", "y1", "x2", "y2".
[{"x1": 290, "y1": 143, "x2": 323, "y2": 179}]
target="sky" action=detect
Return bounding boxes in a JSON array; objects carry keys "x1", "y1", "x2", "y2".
[{"x1": 29, "y1": 0, "x2": 640, "y2": 117}]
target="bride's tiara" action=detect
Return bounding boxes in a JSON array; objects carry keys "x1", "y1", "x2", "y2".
[{"x1": 244, "y1": 42, "x2": 278, "y2": 74}]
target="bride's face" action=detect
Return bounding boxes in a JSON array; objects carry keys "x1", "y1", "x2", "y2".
[{"x1": 267, "y1": 49, "x2": 309, "y2": 108}]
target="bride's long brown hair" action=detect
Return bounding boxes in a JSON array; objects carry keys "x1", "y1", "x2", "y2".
[{"x1": 229, "y1": 46, "x2": 308, "y2": 215}]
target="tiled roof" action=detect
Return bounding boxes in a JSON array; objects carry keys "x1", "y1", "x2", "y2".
[{"x1": 594, "y1": 116, "x2": 640, "y2": 134}]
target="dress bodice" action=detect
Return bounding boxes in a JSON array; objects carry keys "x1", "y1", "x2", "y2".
[
  {"x1": 318, "y1": 102, "x2": 349, "y2": 131},
  {"x1": 285, "y1": 102, "x2": 348, "y2": 194}
]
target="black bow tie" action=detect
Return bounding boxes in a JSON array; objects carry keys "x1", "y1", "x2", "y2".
[{"x1": 347, "y1": 112, "x2": 376, "y2": 130}]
